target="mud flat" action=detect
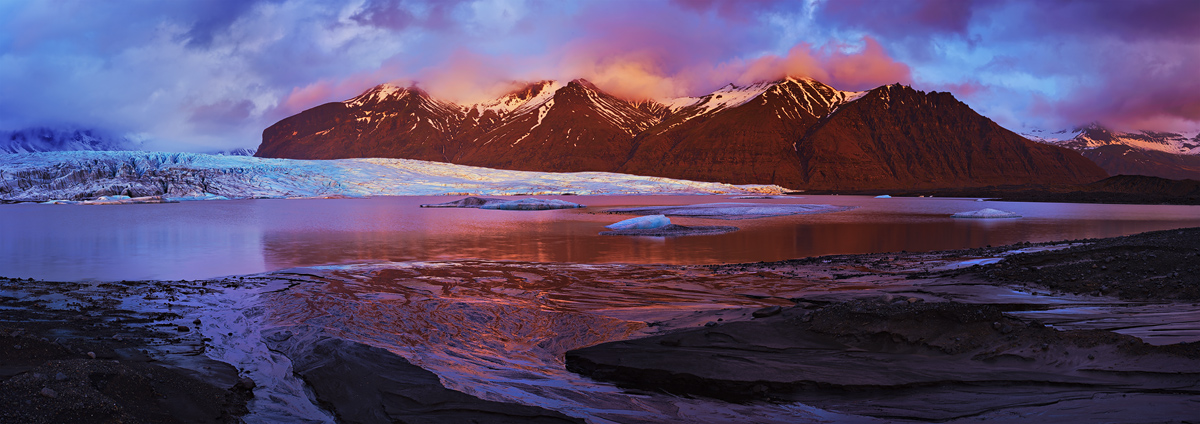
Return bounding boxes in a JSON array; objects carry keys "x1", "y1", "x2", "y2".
[
  {"x1": 566, "y1": 227, "x2": 1200, "y2": 422},
  {"x1": 3, "y1": 228, "x2": 1200, "y2": 422},
  {"x1": 0, "y1": 279, "x2": 252, "y2": 424}
]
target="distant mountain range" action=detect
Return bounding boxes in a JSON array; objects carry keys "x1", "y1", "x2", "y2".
[
  {"x1": 1022, "y1": 124, "x2": 1200, "y2": 180},
  {"x1": 257, "y1": 77, "x2": 1108, "y2": 190},
  {"x1": 1, "y1": 127, "x2": 142, "y2": 154},
  {"x1": 0, "y1": 127, "x2": 258, "y2": 157}
]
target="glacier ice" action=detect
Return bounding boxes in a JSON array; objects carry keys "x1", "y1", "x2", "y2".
[
  {"x1": 605, "y1": 214, "x2": 670, "y2": 230},
  {"x1": 420, "y1": 197, "x2": 509, "y2": 208},
  {"x1": 875, "y1": 195, "x2": 892, "y2": 199},
  {"x1": 479, "y1": 198, "x2": 584, "y2": 210},
  {"x1": 951, "y1": 208, "x2": 1022, "y2": 219},
  {"x1": 0, "y1": 151, "x2": 789, "y2": 202}
]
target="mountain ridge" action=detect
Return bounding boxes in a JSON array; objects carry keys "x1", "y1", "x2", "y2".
[
  {"x1": 1022, "y1": 123, "x2": 1200, "y2": 180},
  {"x1": 257, "y1": 78, "x2": 1108, "y2": 190}
]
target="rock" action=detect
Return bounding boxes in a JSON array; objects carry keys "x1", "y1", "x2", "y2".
[
  {"x1": 54, "y1": 372, "x2": 68, "y2": 381},
  {"x1": 234, "y1": 376, "x2": 256, "y2": 390},
  {"x1": 752, "y1": 306, "x2": 782, "y2": 318},
  {"x1": 39, "y1": 387, "x2": 57, "y2": 398},
  {"x1": 86, "y1": 351, "x2": 96, "y2": 359},
  {"x1": 176, "y1": 325, "x2": 190, "y2": 332}
]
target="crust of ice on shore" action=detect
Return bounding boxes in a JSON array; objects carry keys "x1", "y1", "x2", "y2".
[{"x1": 0, "y1": 151, "x2": 790, "y2": 202}]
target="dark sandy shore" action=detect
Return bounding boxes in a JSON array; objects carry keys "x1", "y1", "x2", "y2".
[
  {"x1": 0, "y1": 280, "x2": 252, "y2": 423},
  {"x1": 3, "y1": 228, "x2": 1199, "y2": 422},
  {"x1": 566, "y1": 227, "x2": 1200, "y2": 422}
]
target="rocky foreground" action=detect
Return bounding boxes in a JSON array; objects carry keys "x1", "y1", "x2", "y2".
[
  {"x1": 567, "y1": 227, "x2": 1200, "y2": 422},
  {"x1": 2, "y1": 228, "x2": 1199, "y2": 422}
]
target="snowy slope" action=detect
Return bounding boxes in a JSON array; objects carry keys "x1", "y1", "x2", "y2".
[
  {"x1": 1, "y1": 127, "x2": 142, "y2": 153},
  {"x1": 0, "y1": 151, "x2": 788, "y2": 202},
  {"x1": 1022, "y1": 125, "x2": 1200, "y2": 155}
]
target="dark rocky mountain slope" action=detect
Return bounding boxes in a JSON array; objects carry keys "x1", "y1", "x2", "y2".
[{"x1": 258, "y1": 79, "x2": 1108, "y2": 190}]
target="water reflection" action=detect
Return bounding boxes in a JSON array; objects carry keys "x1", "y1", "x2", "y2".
[{"x1": 2, "y1": 195, "x2": 1199, "y2": 281}]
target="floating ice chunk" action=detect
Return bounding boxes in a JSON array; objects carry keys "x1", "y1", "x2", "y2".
[
  {"x1": 167, "y1": 193, "x2": 230, "y2": 202},
  {"x1": 95, "y1": 195, "x2": 131, "y2": 201},
  {"x1": 479, "y1": 198, "x2": 585, "y2": 210},
  {"x1": 420, "y1": 196, "x2": 509, "y2": 208},
  {"x1": 727, "y1": 195, "x2": 795, "y2": 199},
  {"x1": 976, "y1": 198, "x2": 985, "y2": 202},
  {"x1": 874, "y1": 195, "x2": 892, "y2": 199},
  {"x1": 951, "y1": 208, "x2": 1022, "y2": 219},
  {"x1": 605, "y1": 214, "x2": 670, "y2": 230}
]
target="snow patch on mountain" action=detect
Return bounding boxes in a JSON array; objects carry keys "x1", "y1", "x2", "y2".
[
  {"x1": 1022, "y1": 125, "x2": 1200, "y2": 155},
  {"x1": 0, "y1": 151, "x2": 789, "y2": 202}
]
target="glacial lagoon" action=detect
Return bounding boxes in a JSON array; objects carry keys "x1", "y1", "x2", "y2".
[{"x1": 3, "y1": 195, "x2": 1199, "y2": 281}]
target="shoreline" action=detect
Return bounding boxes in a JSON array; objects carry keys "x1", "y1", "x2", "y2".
[{"x1": 3, "y1": 227, "x2": 1198, "y2": 422}]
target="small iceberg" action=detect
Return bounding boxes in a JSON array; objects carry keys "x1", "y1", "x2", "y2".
[
  {"x1": 479, "y1": 198, "x2": 584, "y2": 210},
  {"x1": 605, "y1": 215, "x2": 670, "y2": 230},
  {"x1": 951, "y1": 208, "x2": 1021, "y2": 219},
  {"x1": 420, "y1": 196, "x2": 508, "y2": 208},
  {"x1": 875, "y1": 195, "x2": 892, "y2": 199},
  {"x1": 167, "y1": 193, "x2": 230, "y2": 202}
]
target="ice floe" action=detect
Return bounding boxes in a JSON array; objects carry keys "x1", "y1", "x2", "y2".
[
  {"x1": 478, "y1": 198, "x2": 584, "y2": 210},
  {"x1": 874, "y1": 195, "x2": 892, "y2": 199},
  {"x1": 605, "y1": 214, "x2": 670, "y2": 230},
  {"x1": 951, "y1": 208, "x2": 1022, "y2": 219}
]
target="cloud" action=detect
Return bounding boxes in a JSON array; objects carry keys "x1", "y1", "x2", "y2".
[
  {"x1": 735, "y1": 37, "x2": 912, "y2": 91},
  {"x1": 2, "y1": 0, "x2": 1198, "y2": 153}
]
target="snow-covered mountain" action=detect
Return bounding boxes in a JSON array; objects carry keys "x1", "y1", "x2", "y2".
[
  {"x1": 0, "y1": 151, "x2": 787, "y2": 202},
  {"x1": 0, "y1": 127, "x2": 142, "y2": 154},
  {"x1": 1022, "y1": 124, "x2": 1200, "y2": 180},
  {"x1": 258, "y1": 77, "x2": 1107, "y2": 190},
  {"x1": 1023, "y1": 124, "x2": 1200, "y2": 155}
]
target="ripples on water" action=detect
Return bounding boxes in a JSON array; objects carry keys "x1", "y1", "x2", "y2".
[{"x1": 256, "y1": 261, "x2": 874, "y2": 423}]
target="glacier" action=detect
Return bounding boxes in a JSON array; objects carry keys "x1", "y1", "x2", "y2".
[{"x1": 0, "y1": 151, "x2": 788, "y2": 202}]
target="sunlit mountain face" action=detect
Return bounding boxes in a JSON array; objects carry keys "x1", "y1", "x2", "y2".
[{"x1": 258, "y1": 77, "x2": 1107, "y2": 190}]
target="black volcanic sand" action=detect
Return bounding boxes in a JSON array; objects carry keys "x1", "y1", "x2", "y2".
[
  {"x1": 567, "y1": 300, "x2": 1200, "y2": 422},
  {"x1": 0, "y1": 279, "x2": 251, "y2": 424},
  {"x1": 566, "y1": 228, "x2": 1200, "y2": 422},
  {"x1": 600, "y1": 224, "x2": 739, "y2": 237},
  {"x1": 264, "y1": 326, "x2": 583, "y2": 424},
  {"x1": 981, "y1": 227, "x2": 1200, "y2": 300},
  {"x1": 809, "y1": 175, "x2": 1200, "y2": 205}
]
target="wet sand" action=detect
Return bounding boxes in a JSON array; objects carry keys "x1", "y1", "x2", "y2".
[{"x1": 2, "y1": 228, "x2": 1199, "y2": 422}]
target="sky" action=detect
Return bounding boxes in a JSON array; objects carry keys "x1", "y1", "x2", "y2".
[{"x1": 1, "y1": 0, "x2": 1198, "y2": 151}]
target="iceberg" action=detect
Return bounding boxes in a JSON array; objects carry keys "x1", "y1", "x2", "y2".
[
  {"x1": 951, "y1": 208, "x2": 1022, "y2": 219},
  {"x1": 605, "y1": 215, "x2": 670, "y2": 230},
  {"x1": 874, "y1": 195, "x2": 892, "y2": 199},
  {"x1": 420, "y1": 197, "x2": 509, "y2": 208},
  {"x1": 478, "y1": 198, "x2": 584, "y2": 210}
]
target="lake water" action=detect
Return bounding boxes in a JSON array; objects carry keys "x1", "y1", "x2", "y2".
[{"x1": 3, "y1": 195, "x2": 1199, "y2": 281}]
